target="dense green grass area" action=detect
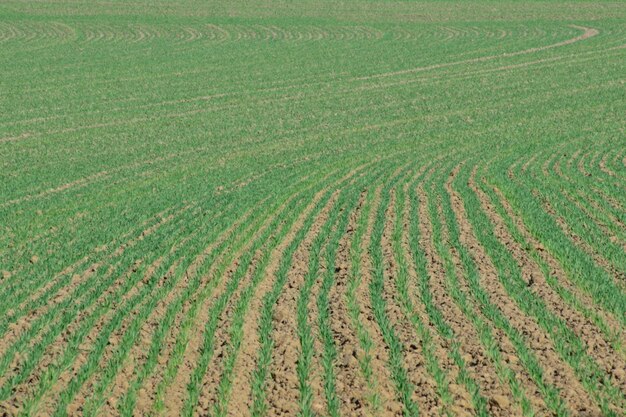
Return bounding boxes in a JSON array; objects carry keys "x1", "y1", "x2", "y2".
[{"x1": 0, "y1": 1, "x2": 625, "y2": 416}]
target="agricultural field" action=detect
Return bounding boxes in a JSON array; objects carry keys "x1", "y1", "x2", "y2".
[{"x1": 1, "y1": 0, "x2": 625, "y2": 416}]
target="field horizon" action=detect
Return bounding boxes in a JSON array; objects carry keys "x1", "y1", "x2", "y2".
[{"x1": 1, "y1": 1, "x2": 625, "y2": 416}]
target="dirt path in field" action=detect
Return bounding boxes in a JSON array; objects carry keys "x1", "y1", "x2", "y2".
[
  {"x1": 445, "y1": 164, "x2": 601, "y2": 416},
  {"x1": 0, "y1": 133, "x2": 31, "y2": 144},
  {"x1": 469, "y1": 166, "x2": 626, "y2": 392},
  {"x1": 355, "y1": 25, "x2": 598, "y2": 80}
]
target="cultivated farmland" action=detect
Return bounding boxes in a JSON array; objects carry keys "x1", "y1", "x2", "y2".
[{"x1": 1, "y1": 1, "x2": 625, "y2": 416}]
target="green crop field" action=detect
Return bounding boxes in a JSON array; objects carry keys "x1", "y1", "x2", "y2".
[{"x1": 1, "y1": 1, "x2": 625, "y2": 416}]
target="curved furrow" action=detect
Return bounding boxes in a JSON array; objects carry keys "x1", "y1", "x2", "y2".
[
  {"x1": 562, "y1": 146, "x2": 626, "y2": 220},
  {"x1": 356, "y1": 25, "x2": 599, "y2": 81},
  {"x1": 106, "y1": 186, "x2": 310, "y2": 416},
  {"x1": 166, "y1": 162, "x2": 372, "y2": 412},
  {"x1": 449, "y1": 163, "x2": 624, "y2": 415},
  {"x1": 250, "y1": 167, "x2": 370, "y2": 414},
  {"x1": 428, "y1": 180, "x2": 549, "y2": 417},
  {"x1": 538, "y1": 150, "x2": 626, "y2": 278},
  {"x1": 152, "y1": 173, "x2": 336, "y2": 416},
  {"x1": 385, "y1": 183, "x2": 462, "y2": 416},
  {"x1": 187, "y1": 165, "x2": 374, "y2": 417},
  {"x1": 366, "y1": 165, "x2": 423, "y2": 416},
  {"x1": 554, "y1": 151, "x2": 626, "y2": 243},
  {"x1": 522, "y1": 148, "x2": 626, "y2": 293},
  {"x1": 226, "y1": 184, "x2": 370, "y2": 417},
  {"x1": 190, "y1": 198, "x2": 302, "y2": 417},
  {"x1": 414, "y1": 168, "x2": 519, "y2": 417},
  {"x1": 400, "y1": 166, "x2": 460, "y2": 409},
  {"x1": 322, "y1": 190, "x2": 370, "y2": 415},
  {"x1": 109, "y1": 172, "x2": 316, "y2": 415},
  {"x1": 481, "y1": 179, "x2": 624, "y2": 346},
  {"x1": 469, "y1": 166, "x2": 626, "y2": 394},
  {"x1": 263, "y1": 166, "x2": 377, "y2": 416},
  {"x1": 502, "y1": 154, "x2": 626, "y2": 328},
  {"x1": 514, "y1": 146, "x2": 626, "y2": 292},
  {"x1": 0, "y1": 204, "x2": 190, "y2": 359},
  {"x1": 533, "y1": 182, "x2": 625, "y2": 291},
  {"x1": 8, "y1": 206, "x2": 208, "y2": 415},
  {"x1": 93, "y1": 201, "x2": 263, "y2": 417},
  {"x1": 436, "y1": 166, "x2": 576, "y2": 416},
  {"x1": 599, "y1": 149, "x2": 623, "y2": 179},
  {"x1": 574, "y1": 148, "x2": 626, "y2": 207},
  {"x1": 46, "y1": 183, "x2": 297, "y2": 416},
  {"x1": 0, "y1": 204, "x2": 195, "y2": 385},
  {"x1": 139, "y1": 170, "x2": 346, "y2": 414}
]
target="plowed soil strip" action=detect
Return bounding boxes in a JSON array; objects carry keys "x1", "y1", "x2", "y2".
[
  {"x1": 196, "y1": 232, "x2": 285, "y2": 416},
  {"x1": 342, "y1": 185, "x2": 390, "y2": 416},
  {"x1": 224, "y1": 165, "x2": 372, "y2": 417},
  {"x1": 0, "y1": 205, "x2": 183, "y2": 348},
  {"x1": 432, "y1": 183, "x2": 549, "y2": 417},
  {"x1": 0, "y1": 207, "x2": 202, "y2": 414},
  {"x1": 417, "y1": 180, "x2": 507, "y2": 417},
  {"x1": 98, "y1": 206, "x2": 257, "y2": 417},
  {"x1": 67, "y1": 259, "x2": 184, "y2": 417},
  {"x1": 368, "y1": 166, "x2": 422, "y2": 416},
  {"x1": 34, "y1": 210, "x2": 209, "y2": 416},
  {"x1": 195, "y1": 179, "x2": 327, "y2": 417},
  {"x1": 402, "y1": 175, "x2": 469, "y2": 416},
  {"x1": 445, "y1": 163, "x2": 603, "y2": 416},
  {"x1": 32, "y1": 253, "x2": 174, "y2": 416},
  {"x1": 354, "y1": 183, "x2": 402, "y2": 416},
  {"x1": 326, "y1": 191, "x2": 371, "y2": 416},
  {"x1": 469, "y1": 167, "x2": 626, "y2": 394},
  {"x1": 158, "y1": 185, "x2": 310, "y2": 417},
  {"x1": 266, "y1": 189, "x2": 340, "y2": 416},
  {"x1": 2, "y1": 262, "x2": 129, "y2": 415},
  {"x1": 383, "y1": 188, "x2": 448, "y2": 415}
]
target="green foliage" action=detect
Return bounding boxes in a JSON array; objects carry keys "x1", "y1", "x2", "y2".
[{"x1": 0, "y1": 1, "x2": 624, "y2": 416}]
